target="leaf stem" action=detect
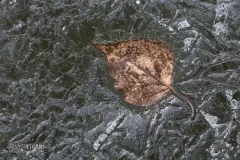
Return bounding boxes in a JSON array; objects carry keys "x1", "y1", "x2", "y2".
[
  {"x1": 168, "y1": 86, "x2": 196, "y2": 120},
  {"x1": 134, "y1": 63, "x2": 196, "y2": 120}
]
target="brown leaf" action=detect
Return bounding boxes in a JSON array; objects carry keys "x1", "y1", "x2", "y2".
[{"x1": 92, "y1": 39, "x2": 195, "y2": 119}]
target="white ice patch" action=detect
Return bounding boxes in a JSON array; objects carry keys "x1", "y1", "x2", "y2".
[
  {"x1": 93, "y1": 134, "x2": 108, "y2": 150},
  {"x1": 183, "y1": 37, "x2": 195, "y2": 52},
  {"x1": 93, "y1": 113, "x2": 125, "y2": 150},
  {"x1": 214, "y1": 2, "x2": 231, "y2": 22},
  {"x1": 177, "y1": 20, "x2": 190, "y2": 30},
  {"x1": 209, "y1": 144, "x2": 221, "y2": 157},
  {"x1": 13, "y1": 23, "x2": 22, "y2": 29},
  {"x1": 9, "y1": 0, "x2": 16, "y2": 4},
  {"x1": 200, "y1": 110, "x2": 218, "y2": 128},
  {"x1": 213, "y1": 22, "x2": 228, "y2": 36},
  {"x1": 168, "y1": 26, "x2": 174, "y2": 32},
  {"x1": 106, "y1": 113, "x2": 124, "y2": 134},
  {"x1": 225, "y1": 90, "x2": 240, "y2": 109},
  {"x1": 213, "y1": 1, "x2": 232, "y2": 37}
]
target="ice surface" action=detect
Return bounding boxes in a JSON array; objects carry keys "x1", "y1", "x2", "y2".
[{"x1": 0, "y1": 0, "x2": 240, "y2": 159}]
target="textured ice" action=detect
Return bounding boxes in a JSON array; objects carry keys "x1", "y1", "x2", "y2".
[
  {"x1": 213, "y1": 22, "x2": 229, "y2": 36},
  {"x1": 0, "y1": 0, "x2": 240, "y2": 159},
  {"x1": 200, "y1": 110, "x2": 218, "y2": 128},
  {"x1": 168, "y1": 26, "x2": 174, "y2": 32},
  {"x1": 183, "y1": 37, "x2": 196, "y2": 52},
  {"x1": 177, "y1": 20, "x2": 190, "y2": 30},
  {"x1": 225, "y1": 90, "x2": 240, "y2": 110}
]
